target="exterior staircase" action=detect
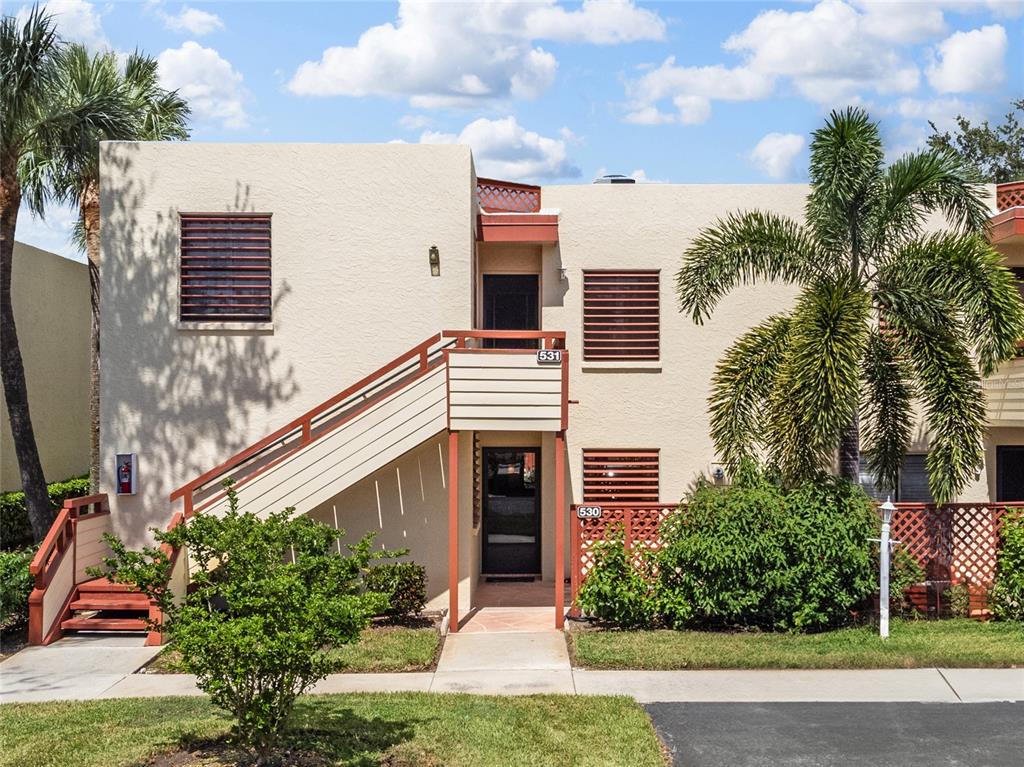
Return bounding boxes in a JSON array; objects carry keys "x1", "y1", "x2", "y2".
[
  {"x1": 29, "y1": 330, "x2": 569, "y2": 645},
  {"x1": 59, "y1": 578, "x2": 149, "y2": 634}
]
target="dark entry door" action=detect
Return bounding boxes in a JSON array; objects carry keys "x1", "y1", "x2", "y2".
[
  {"x1": 482, "y1": 448, "x2": 541, "y2": 576},
  {"x1": 997, "y1": 446, "x2": 1024, "y2": 501},
  {"x1": 482, "y1": 274, "x2": 538, "y2": 348}
]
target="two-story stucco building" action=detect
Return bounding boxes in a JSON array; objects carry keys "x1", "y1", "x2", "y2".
[{"x1": 25, "y1": 143, "x2": 1024, "y2": 644}]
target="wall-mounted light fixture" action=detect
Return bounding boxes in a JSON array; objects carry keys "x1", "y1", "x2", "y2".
[
  {"x1": 429, "y1": 245, "x2": 440, "y2": 277},
  {"x1": 558, "y1": 267, "x2": 568, "y2": 282}
]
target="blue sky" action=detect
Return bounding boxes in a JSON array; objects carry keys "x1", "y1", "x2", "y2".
[{"x1": 12, "y1": 0, "x2": 1024, "y2": 259}]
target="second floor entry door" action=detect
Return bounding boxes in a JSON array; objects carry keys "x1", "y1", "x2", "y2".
[{"x1": 482, "y1": 274, "x2": 539, "y2": 349}]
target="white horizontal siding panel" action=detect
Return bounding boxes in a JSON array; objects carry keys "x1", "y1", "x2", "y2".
[
  {"x1": 450, "y1": 417, "x2": 562, "y2": 431},
  {"x1": 448, "y1": 379, "x2": 562, "y2": 394}
]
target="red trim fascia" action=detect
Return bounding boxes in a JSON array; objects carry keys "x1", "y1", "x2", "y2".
[
  {"x1": 554, "y1": 431, "x2": 566, "y2": 629},
  {"x1": 560, "y1": 352, "x2": 570, "y2": 431},
  {"x1": 477, "y1": 213, "x2": 558, "y2": 243},
  {"x1": 989, "y1": 207, "x2": 1024, "y2": 243}
]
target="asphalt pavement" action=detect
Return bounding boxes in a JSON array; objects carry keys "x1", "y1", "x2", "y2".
[{"x1": 645, "y1": 701, "x2": 1024, "y2": 767}]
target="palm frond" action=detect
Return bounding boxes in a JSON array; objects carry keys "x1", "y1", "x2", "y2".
[
  {"x1": 707, "y1": 314, "x2": 792, "y2": 472},
  {"x1": 868, "y1": 150, "x2": 990, "y2": 252},
  {"x1": 765, "y1": 279, "x2": 870, "y2": 480},
  {"x1": 0, "y1": 5, "x2": 59, "y2": 155},
  {"x1": 860, "y1": 329, "x2": 914, "y2": 493},
  {"x1": 885, "y1": 299, "x2": 986, "y2": 503},
  {"x1": 677, "y1": 210, "x2": 824, "y2": 323},
  {"x1": 885, "y1": 233, "x2": 1024, "y2": 375},
  {"x1": 805, "y1": 107, "x2": 884, "y2": 256}
]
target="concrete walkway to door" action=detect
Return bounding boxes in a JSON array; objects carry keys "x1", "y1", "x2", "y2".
[{"x1": 432, "y1": 580, "x2": 575, "y2": 694}]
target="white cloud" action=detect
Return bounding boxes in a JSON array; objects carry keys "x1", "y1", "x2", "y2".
[
  {"x1": 161, "y1": 6, "x2": 224, "y2": 37},
  {"x1": 623, "y1": 58, "x2": 773, "y2": 125},
  {"x1": 521, "y1": 0, "x2": 666, "y2": 44},
  {"x1": 854, "y1": 1, "x2": 947, "y2": 43},
  {"x1": 629, "y1": 168, "x2": 668, "y2": 184},
  {"x1": 19, "y1": 0, "x2": 108, "y2": 50},
  {"x1": 926, "y1": 25, "x2": 1008, "y2": 93},
  {"x1": 420, "y1": 116, "x2": 580, "y2": 180},
  {"x1": 398, "y1": 114, "x2": 433, "y2": 131},
  {"x1": 157, "y1": 42, "x2": 248, "y2": 130},
  {"x1": 723, "y1": 0, "x2": 921, "y2": 103},
  {"x1": 14, "y1": 202, "x2": 81, "y2": 262},
  {"x1": 288, "y1": 0, "x2": 664, "y2": 106},
  {"x1": 750, "y1": 132, "x2": 805, "y2": 179}
]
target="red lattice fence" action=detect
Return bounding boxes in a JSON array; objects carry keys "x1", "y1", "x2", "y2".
[
  {"x1": 571, "y1": 502, "x2": 1024, "y2": 617},
  {"x1": 476, "y1": 177, "x2": 541, "y2": 213},
  {"x1": 996, "y1": 181, "x2": 1024, "y2": 211}
]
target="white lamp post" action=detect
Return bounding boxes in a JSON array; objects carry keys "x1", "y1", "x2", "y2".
[{"x1": 878, "y1": 498, "x2": 897, "y2": 639}]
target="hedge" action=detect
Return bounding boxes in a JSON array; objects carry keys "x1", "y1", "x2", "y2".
[{"x1": 0, "y1": 475, "x2": 90, "y2": 550}]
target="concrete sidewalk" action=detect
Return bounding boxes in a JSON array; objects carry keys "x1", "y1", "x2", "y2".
[{"x1": 3, "y1": 631, "x2": 1022, "y2": 704}]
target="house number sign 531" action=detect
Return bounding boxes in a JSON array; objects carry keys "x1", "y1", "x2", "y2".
[
  {"x1": 537, "y1": 348, "x2": 563, "y2": 364},
  {"x1": 576, "y1": 505, "x2": 602, "y2": 519}
]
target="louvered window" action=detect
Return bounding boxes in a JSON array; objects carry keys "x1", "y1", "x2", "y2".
[
  {"x1": 582, "y1": 270, "x2": 659, "y2": 361},
  {"x1": 179, "y1": 213, "x2": 272, "y2": 323},
  {"x1": 583, "y1": 449, "x2": 659, "y2": 503}
]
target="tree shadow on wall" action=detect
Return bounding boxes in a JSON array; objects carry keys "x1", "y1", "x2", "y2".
[{"x1": 101, "y1": 147, "x2": 299, "y2": 545}]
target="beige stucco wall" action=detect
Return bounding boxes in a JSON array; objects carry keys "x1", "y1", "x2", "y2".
[
  {"x1": 99, "y1": 142, "x2": 476, "y2": 546},
  {"x1": 1, "y1": 242, "x2": 89, "y2": 491},
  {"x1": 542, "y1": 183, "x2": 810, "y2": 504}
]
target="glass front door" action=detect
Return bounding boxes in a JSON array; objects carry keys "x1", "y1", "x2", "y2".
[
  {"x1": 482, "y1": 448, "x2": 541, "y2": 575},
  {"x1": 997, "y1": 446, "x2": 1024, "y2": 501}
]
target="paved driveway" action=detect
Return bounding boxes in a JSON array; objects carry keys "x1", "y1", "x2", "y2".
[{"x1": 645, "y1": 702, "x2": 1024, "y2": 767}]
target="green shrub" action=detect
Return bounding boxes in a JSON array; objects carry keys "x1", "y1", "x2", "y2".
[
  {"x1": 889, "y1": 546, "x2": 925, "y2": 615},
  {"x1": 655, "y1": 464, "x2": 877, "y2": 631},
  {"x1": 1, "y1": 475, "x2": 90, "y2": 550},
  {"x1": 95, "y1": 481, "x2": 388, "y2": 758},
  {"x1": 364, "y1": 561, "x2": 427, "y2": 619},
  {"x1": 0, "y1": 548, "x2": 35, "y2": 630},
  {"x1": 944, "y1": 583, "x2": 971, "y2": 618},
  {"x1": 991, "y1": 510, "x2": 1024, "y2": 622},
  {"x1": 576, "y1": 527, "x2": 659, "y2": 628}
]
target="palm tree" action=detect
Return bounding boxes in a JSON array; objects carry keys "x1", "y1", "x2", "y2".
[
  {"x1": 1, "y1": 6, "x2": 132, "y2": 541},
  {"x1": 47, "y1": 44, "x2": 190, "y2": 492},
  {"x1": 677, "y1": 107, "x2": 1024, "y2": 503}
]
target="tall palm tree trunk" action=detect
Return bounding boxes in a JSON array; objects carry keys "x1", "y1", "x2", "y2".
[
  {"x1": 838, "y1": 415, "x2": 860, "y2": 485},
  {"x1": 0, "y1": 164, "x2": 53, "y2": 542},
  {"x1": 82, "y1": 180, "x2": 100, "y2": 493}
]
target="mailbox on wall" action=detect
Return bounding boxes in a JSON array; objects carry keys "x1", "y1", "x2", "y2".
[{"x1": 115, "y1": 453, "x2": 137, "y2": 495}]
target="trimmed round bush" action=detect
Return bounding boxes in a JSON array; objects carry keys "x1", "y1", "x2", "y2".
[
  {"x1": 364, "y1": 562, "x2": 427, "y2": 619},
  {"x1": 656, "y1": 465, "x2": 877, "y2": 631}
]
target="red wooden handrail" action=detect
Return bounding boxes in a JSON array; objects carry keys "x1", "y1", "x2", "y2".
[
  {"x1": 28, "y1": 508, "x2": 73, "y2": 583},
  {"x1": 170, "y1": 333, "x2": 447, "y2": 512},
  {"x1": 442, "y1": 329, "x2": 566, "y2": 349}
]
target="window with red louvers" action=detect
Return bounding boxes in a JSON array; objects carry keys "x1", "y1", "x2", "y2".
[
  {"x1": 582, "y1": 449, "x2": 660, "y2": 503},
  {"x1": 179, "y1": 213, "x2": 272, "y2": 323},
  {"x1": 582, "y1": 270, "x2": 660, "y2": 361}
]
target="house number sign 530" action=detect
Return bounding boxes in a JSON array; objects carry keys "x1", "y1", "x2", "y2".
[
  {"x1": 576, "y1": 505, "x2": 602, "y2": 519},
  {"x1": 537, "y1": 348, "x2": 563, "y2": 364}
]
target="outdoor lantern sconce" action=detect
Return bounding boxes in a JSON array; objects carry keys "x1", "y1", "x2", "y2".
[{"x1": 429, "y1": 245, "x2": 440, "y2": 276}]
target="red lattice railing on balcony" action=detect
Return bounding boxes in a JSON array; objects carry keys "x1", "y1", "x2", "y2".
[
  {"x1": 996, "y1": 181, "x2": 1024, "y2": 211},
  {"x1": 477, "y1": 177, "x2": 541, "y2": 213},
  {"x1": 570, "y1": 501, "x2": 1024, "y2": 617}
]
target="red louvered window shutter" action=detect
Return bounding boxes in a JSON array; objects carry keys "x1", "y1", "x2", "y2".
[
  {"x1": 582, "y1": 270, "x2": 659, "y2": 361},
  {"x1": 582, "y1": 449, "x2": 660, "y2": 503},
  {"x1": 179, "y1": 213, "x2": 272, "y2": 323}
]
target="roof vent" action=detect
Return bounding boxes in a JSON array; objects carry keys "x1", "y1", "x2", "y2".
[{"x1": 593, "y1": 174, "x2": 636, "y2": 184}]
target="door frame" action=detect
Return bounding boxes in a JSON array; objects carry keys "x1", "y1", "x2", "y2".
[
  {"x1": 481, "y1": 446, "x2": 542, "y2": 577},
  {"x1": 996, "y1": 445, "x2": 1024, "y2": 501}
]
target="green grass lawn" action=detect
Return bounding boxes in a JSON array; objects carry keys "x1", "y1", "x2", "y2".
[
  {"x1": 570, "y1": 618, "x2": 1024, "y2": 670},
  {"x1": 0, "y1": 693, "x2": 665, "y2": 767},
  {"x1": 146, "y1": 624, "x2": 441, "y2": 674}
]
